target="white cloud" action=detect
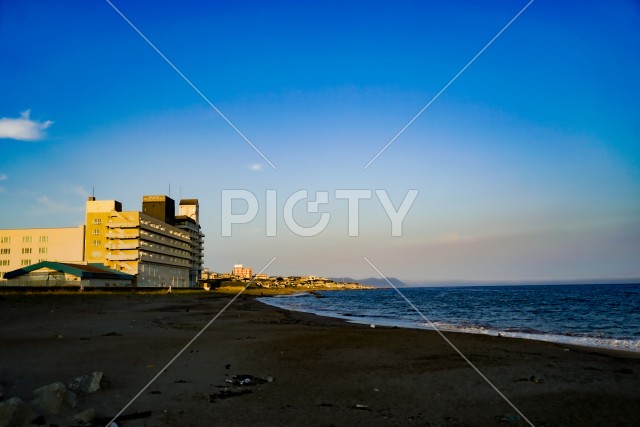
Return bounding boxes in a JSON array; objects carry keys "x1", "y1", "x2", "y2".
[
  {"x1": 63, "y1": 185, "x2": 90, "y2": 198},
  {"x1": 0, "y1": 110, "x2": 53, "y2": 141},
  {"x1": 248, "y1": 163, "x2": 263, "y2": 171},
  {"x1": 31, "y1": 195, "x2": 82, "y2": 215}
]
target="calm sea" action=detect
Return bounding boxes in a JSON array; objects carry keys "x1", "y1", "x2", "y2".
[{"x1": 258, "y1": 284, "x2": 640, "y2": 352}]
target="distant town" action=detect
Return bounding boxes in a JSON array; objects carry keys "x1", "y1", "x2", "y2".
[{"x1": 201, "y1": 264, "x2": 371, "y2": 291}]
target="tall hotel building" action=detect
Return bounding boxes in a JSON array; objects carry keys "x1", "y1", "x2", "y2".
[{"x1": 84, "y1": 195, "x2": 204, "y2": 287}]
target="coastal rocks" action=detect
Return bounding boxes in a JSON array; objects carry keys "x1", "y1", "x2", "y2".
[
  {"x1": 0, "y1": 373, "x2": 110, "y2": 426},
  {"x1": 31, "y1": 382, "x2": 77, "y2": 416},
  {"x1": 68, "y1": 371, "x2": 109, "y2": 394},
  {"x1": 0, "y1": 397, "x2": 39, "y2": 427},
  {"x1": 70, "y1": 408, "x2": 97, "y2": 424}
]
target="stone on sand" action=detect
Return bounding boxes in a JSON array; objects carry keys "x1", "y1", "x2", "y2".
[
  {"x1": 68, "y1": 371, "x2": 109, "y2": 394},
  {"x1": 31, "y1": 382, "x2": 77, "y2": 416},
  {"x1": 71, "y1": 408, "x2": 97, "y2": 424},
  {"x1": 0, "y1": 397, "x2": 39, "y2": 427}
]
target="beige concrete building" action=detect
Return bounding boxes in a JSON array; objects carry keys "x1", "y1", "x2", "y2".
[
  {"x1": 85, "y1": 196, "x2": 201, "y2": 288},
  {"x1": 0, "y1": 226, "x2": 85, "y2": 279}
]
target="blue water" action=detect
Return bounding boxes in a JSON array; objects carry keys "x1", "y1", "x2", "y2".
[{"x1": 258, "y1": 284, "x2": 640, "y2": 352}]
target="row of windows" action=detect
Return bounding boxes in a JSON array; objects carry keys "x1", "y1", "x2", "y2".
[
  {"x1": 140, "y1": 230, "x2": 190, "y2": 250},
  {"x1": 139, "y1": 241, "x2": 190, "y2": 258},
  {"x1": 139, "y1": 251, "x2": 190, "y2": 265},
  {"x1": 0, "y1": 236, "x2": 49, "y2": 243},
  {"x1": 0, "y1": 259, "x2": 46, "y2": 267},
  {"x1": 1, "y1": 247, "x2": 48, "y2": 255},
  {"x1": 92, "y1": 218, "x2": 102, "y2": 225}
]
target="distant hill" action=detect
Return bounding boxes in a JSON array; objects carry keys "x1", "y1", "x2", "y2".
[{"x1": 330, "y1": 277, "x2": 407, "y2": 288}]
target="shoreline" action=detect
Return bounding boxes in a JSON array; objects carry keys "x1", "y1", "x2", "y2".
[
  {"x1": 255, "y1": 295, "x2": 640, "y2": 359},
  {"x1": 1, "y1": 292, "x2": 639, "y2": 426},
  {"x1": 256, "y1": 286, "x2": 640, "y2": 355}
]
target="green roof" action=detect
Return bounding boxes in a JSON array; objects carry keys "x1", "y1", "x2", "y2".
[{"x1": 3, "y1": 261, "x2": 134, "y2": 280}]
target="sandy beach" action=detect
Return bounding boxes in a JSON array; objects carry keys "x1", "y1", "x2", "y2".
[{"x1": 0, "y1": 290, "x2": 639, "y2": 427}]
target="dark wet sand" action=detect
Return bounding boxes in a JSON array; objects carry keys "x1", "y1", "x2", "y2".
[{"x1": 0, "y1": 291, "x2": 639, "y2": 426}]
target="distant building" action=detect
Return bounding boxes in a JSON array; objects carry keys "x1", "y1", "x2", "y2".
[
  {"x1": 232, "y1": 264, "x2": 252, "y2": 279},
  {"x1": 85, "y1": 195, "x2": 202, "y2": 287},
  {"x1": 0, "y1": 226, "x2": 85, "y2": 280},
  {"x1": 3, "y1": 261, "x2": 133, "y2": 287}
]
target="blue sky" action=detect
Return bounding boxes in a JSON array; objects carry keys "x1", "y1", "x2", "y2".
[{"x1": 1, "y1": 0, "x2": 639, "y2": 282}]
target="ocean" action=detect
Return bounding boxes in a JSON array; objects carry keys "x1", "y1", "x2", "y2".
[{"x1": 258, "y1": 283, "x2": 640, "y2": 352}]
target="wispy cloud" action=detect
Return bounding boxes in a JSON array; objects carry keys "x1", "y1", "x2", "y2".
[
  {"x1": 0, "y1": 110, "x2": 53, "y2": 141},
  {"x1": 436, "y1": 233, "x2": 479, "y2": 244},
  {"x1": 248, "y1": 163, "x2": 263, "y2": 171},
  {"x1": 63, "y1": 185, "x2": 90, "y2": 198},
  {"x1": 31, "y1": 195, "x2": 82, "y2": 215},
  {"x1": 0, "y1": 174, "x2": 7, "y2": 193}
]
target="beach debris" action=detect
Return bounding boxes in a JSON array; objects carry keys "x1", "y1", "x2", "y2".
[
  {"x1": 318, "y1": 403, "x2": 334, "y2": 407},
  {"x1": 211, "y1": 374, "x2": 273, "y2": 402},
  {"x1": 225, "y1": 363, "x2": 231, "y2": 370},
  {"x1": 514, "y1": 376, "x2": 544, "y2": 384},
  {"x1": 0, "y1": 397, "x2": 39, "y2": 427},
  {"x1": 615, "y1": 368, "x2": 633, "y2": 374},
  {"x1": 70, "y1": 407, "x2": 96, "y2": 424},
  {"x1": 68, "y1": 371, "x2": 109, "y2": 394},
  {"x1": 496, "y1": 413, "x2": 521, "y2": 423},
  {"x1": 53, "y1": 332, "x2": 63, "y2": 339},
  {"x1": 94, "y1": 411, "x2": 151, "y2": 425},
  {"x1": 31, "y1": 382, "x2": 77, "y2": 416},
  {"x1": 101, "y1": 331, "x2": 122, "y2": 337},
  {"x1": 373, "y1": 388, "x2": 380, "y2": 392},
  {"x1": 370, "y1": 324, "x2": 376, "y2": 328},
  {"x1": 353, "y1": 404, "x2": 369, "y2": 410},
  {"x1": 227, "y1": 374, "x2": 272, "y2": 387},
  {"x1": 208, "y1": 387, "x2": 252, "y2": 401},
  {"x1": 174, "y1": 379, "x2": 190, "y2": 384},
  {"x1": 149, "y1": 390, "x2": 162, "y2": 395}
]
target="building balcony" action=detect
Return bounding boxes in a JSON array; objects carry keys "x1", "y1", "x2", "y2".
[
  {"x1": 106, "y1": 222, "x2": 139, "y2": 229},
  {"x1": 106, "y1": 251, "x2": 139, "y2": 261},
  {"x1": 106, "y1": 230, "x2": 140, "y2": 239},
  {"x1": 139, "y1": 253, "x2": 190, "y2": 268},
  {"x1": 105, "y1": 242, "x2": 139, "y2": 250}
]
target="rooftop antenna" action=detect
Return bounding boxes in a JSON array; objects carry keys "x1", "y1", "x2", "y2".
[
  {"x1": 168, "y1": 183, "x2": 171, "y2": 197},
  {"x1": 92, "y1": 186, "x2": 95, "y2": 198}
]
